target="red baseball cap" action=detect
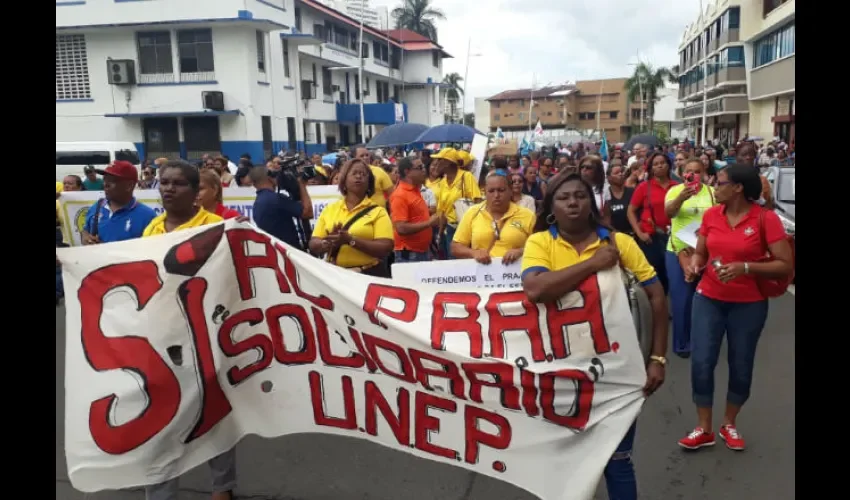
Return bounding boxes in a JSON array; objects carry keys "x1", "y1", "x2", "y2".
[{"x1": 96, "y1": 161, "x2": 138, "y2": 181}]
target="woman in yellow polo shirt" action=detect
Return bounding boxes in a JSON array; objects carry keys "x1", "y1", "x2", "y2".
[
  {"x1": 520, "y1": 172, "x2": 668, "y2": 500},
  {"x1": 141, "y1": 158, "x2": 234, "y2": 500},
  {"x1": 663, "y1": 157, "x2": 715, "y2": 358},
  {"x1": 309, "y1": 159, "x2": 394, "y2": 277},
  {"x1": 143, "y1": 160, "x2": 223, "y2": 237},
  {"x1": 434, "y1": 148, "x2": 482, "y2": 258},
  {"x1": 451, "y1": 170, "x2": 535, "y2": 265}
]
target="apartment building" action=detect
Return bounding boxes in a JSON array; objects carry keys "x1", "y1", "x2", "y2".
[
  {"x1": 676, "y1": 0, "x2": 795, "y2": 145},
  {"x1": 742, "y1": 0, "x2": 795, "y2": 142},
  {"x1": 56, "y1": 0, "x2": 448, "y2": 162},
  {"x1": 485, "y1": 78, "x2": 645, "y2": 143},
  {"x1": 676, "y1": 0, "x2": 748, "y2": 145}
]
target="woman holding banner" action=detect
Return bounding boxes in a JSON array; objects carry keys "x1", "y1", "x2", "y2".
[
  {"x1": 140, "y1": 160, "x2": 235, "y2": 500},
  {"x1": 521, "y1": 172, "x2": 669, "y2": 500},
  {"x1": 309, "y1": 159, "x2": 394, "y2": 277},
  {"x1": 451, "y1": 170, "x2": 535, "y2": 265}
]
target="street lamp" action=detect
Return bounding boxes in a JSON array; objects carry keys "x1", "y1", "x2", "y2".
[
  {"x1": 460, "y1": 37, "x2": 482, "y2": 124},
  {"x1": 627, "y1": 60, "x2": 646, "y2": 132}
]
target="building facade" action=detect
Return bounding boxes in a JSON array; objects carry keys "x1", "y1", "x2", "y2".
[
  {"x1": 742, "y1": 0, "x2": 794, "y2": 142},
  {"x1": 56, "y1": 0, "x2": 448, "y2": 162},
  {"x1": 318, "y1": 0, "x2": 389, "y2": 30},
  {"x1": 485, "y1": 78, "x2": 647, "y2": 143},
  {"x1": 675, "y1": 0, "x2": 794, "y2": 145},
  {"x1": 654, "y1": 85, "x2": 688, "y2": 140}
]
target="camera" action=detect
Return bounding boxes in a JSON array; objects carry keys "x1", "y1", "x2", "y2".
[{"x1": 278, "y1": 152, "x2": 318, "y2": 181}]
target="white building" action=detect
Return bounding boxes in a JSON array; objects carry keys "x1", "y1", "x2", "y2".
[
  {"x1": 653, "y1": 85, "x2": 688, "y2": 140},
  {"x1": 473, "y1": 97, "x2": 490, "y2": 134},
  {"x1": 318, "y1": 0, "x2": 389, "y2": 30},
  {"x1": 56, "y1": 0, "x2": 449, "y2": 162}
]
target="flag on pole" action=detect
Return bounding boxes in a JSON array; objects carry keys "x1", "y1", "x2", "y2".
[
  {"x1": 533, "y1": 120, "x2": 544, "y2": 136},
  {"x1": 599, "y1": 130, "x2": 608, "y2": 161},
  {"x1": 496, "y1": 127, "x2": 505, "y2": 144}
]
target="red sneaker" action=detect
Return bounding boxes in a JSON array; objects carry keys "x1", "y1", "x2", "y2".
[
  {"x1": 719, "y1": 424, "x2": 745, "y2": 451},
  {"x1": 678, "y1": 427, "x2": 715, "y2": 450}
]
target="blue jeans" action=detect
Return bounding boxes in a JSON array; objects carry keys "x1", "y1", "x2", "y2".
[
  {"x1": 604, "y1": 422, "x2": 637, "y2": 500},
  {"x1": 690, "y1": 294, "x2": 768, "y2": 408},
  {"x1": 638, "y1": 234, "x2": 669, "y2": 294},
  {"x1": 443, "y1": 225, "x2": 457, "y2": 260},
  {"x1": 394, "y1": 250, "x2": 430, "y2": 263},
  {"x1": 665, "y1": 251, "x2": 696, "y2": 353},
  {"x1": 145, "y1": 449, "x2": 236, "y2": 500}
]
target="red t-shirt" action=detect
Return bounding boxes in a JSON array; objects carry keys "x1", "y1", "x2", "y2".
[
  {"x1": 214, "y1": 203, "x2": 242, "y2": 220},
  {"x1": 629, "y1": 178, "x2": 679, "y2": 234},
  {"x1": 696, "y1": 204, "x2": 787, "y2": 303}
]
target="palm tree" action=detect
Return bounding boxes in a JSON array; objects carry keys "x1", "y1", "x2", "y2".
[
  {"x1": 442, "y1": 72, "x2": 463, "y2": 122},
  {"x1": 392, "y1": 0, "x2": 446, "y2": 41},
  {"x1": 624, "y1": 63, "x2": 677, "y2": 132}
]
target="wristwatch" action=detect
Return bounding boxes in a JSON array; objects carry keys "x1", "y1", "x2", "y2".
[{"x1": 649, "y1": 355, "x2": 667, "y2": 366}]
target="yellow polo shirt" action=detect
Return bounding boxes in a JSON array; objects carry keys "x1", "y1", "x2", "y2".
[
  {"x1": 521, "y1": 226, "x2": 658, "y2": 286},
  {"x1": 143, "y1": 208, "x2": 223, "y2": 237},
  {"x1": 425, "y1": 178, "x2": 442, "y2": 202},
  {"x1": 437, "y1": 170, "x2": 481, "y2": 225},
  {"x1": 453, "y1": 202, "x2": 535, "y2": 258},
  {"x1": 370, "y1": 165, "x2": 394, "y2": 208},
  {"x1": 664, "y1": 183, "x2": 715, "y2": 252},
  {"x1": 312, "y1": 197, "x2": 393, "y2": 268}
]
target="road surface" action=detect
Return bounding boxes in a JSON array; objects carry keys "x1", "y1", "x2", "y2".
[{"x1": 55, "y1": 293, "x2": 795, "y2": 500}]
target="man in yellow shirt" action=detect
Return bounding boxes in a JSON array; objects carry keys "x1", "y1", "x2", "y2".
[{"x1": 355, "y1": 145, "x2": 394, "y2": 208}]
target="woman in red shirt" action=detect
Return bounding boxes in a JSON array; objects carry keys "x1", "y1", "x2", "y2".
[
  {"x1": 626, "y1": 152, "x2": 679, "y2": 293},
  {"x1": 198, "y1": 169, "x2": 242, "y2": 219},
  {"x1": 678, "y1": 164, "x2": 793, "y2": 452}
]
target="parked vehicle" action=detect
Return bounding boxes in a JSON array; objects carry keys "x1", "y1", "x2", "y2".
[
  {"x1": 56, "y1": 141, "x2": 141, "y2": 182},
  {"x1": 764, "y1": 166, "x2": 795, "y2": 284}
]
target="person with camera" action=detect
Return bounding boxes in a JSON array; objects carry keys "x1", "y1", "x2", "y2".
[
  {"x1": 250, "y1": 166, "x2": 313, "y2": 250},
  {"x1": 663, "y1": 158, "x2": 715, "y2": 357}
]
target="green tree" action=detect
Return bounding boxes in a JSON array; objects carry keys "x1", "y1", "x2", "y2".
[
  {"x1": 442, "y1": 72, "x2": 463, "y2": 122},
  {"x1": 624, "y1": 63, "x2": 676, "y2": 132},
  {"x1": 392, "y1": 0, "x2": 446, "y2": 41}
]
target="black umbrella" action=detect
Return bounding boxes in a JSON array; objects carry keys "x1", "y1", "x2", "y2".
[
  {"x1": 624, "y1": 134, "x2": 659, "y2": 152},
  {"x1": 366, "y1": 123, "x2": 429, "y2": 148}
]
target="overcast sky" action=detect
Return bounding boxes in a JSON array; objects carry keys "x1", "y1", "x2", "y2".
[{"x1": 369, "y1": 0, "x2": 703, "y2": 112}]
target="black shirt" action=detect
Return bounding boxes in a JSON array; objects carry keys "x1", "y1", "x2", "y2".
[
  {"x1": 607, "y1": 186, "x2": 634, "y2": 234},
  {"x1": 252, "y1": 188, "x2": 304, "y2": 249}
]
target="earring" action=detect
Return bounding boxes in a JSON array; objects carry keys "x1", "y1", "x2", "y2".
[{"x1": 546, "y1": 213, "x2": 556, "y2": 225}]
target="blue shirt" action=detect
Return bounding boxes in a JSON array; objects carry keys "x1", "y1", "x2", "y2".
[
  {"x1": 252, "y1": 188, "x2": 304, "y2": 249},
  {"x1": 83, "y1": 197, "x2": 157, "y2": 243}
]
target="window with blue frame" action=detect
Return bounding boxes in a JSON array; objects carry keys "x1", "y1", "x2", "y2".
[
  {"x1": 726, "y1": 46, "x2": 744, "y2": 66},
  {"x1": 753, "y1": 22, "x2": 794, "y2": 68},
  {"x1": 728, "y1": 8, "x2": 740, "y2": 29}
]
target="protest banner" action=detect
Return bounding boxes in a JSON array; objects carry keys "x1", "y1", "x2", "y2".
[
  {"x1": 58, "y1": 221, "x2": 646, "y2": 500},
  {"x1": 58, "y1": 186, "x2": 341, "y2": 246},
  {"x1": 392, "y1": 258, "x2": 522, "y2": 289}
]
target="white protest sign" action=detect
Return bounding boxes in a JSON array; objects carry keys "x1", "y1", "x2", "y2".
[
  {"x1": 59, "y1": 220, "x2": 646, "y2": 500},
  {"x1": 469, "y1": 133, "x2": 489, "y2": 183},
  {"x1": 392, "y1": 258, "x2": 522, "y2": 289},
  {"x1": 58, "y1": 185, "x2": 341, "y2": 246},
  {"x1": 676, "y1": 221, "x2": 701, "y2": 249}
]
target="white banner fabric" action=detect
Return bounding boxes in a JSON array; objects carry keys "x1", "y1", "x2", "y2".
[
  {"x1": 58, "y1": 220, "x2": 646, "y2": 500},
  {"x1": 58, "y1": 186, "x2": 341, "y2": 246},
  {"x1": 392, "y1": 258, "x2": 522, "y2": 289}
]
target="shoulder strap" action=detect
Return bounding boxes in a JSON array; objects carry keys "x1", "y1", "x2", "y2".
[
  {"x1": 327, "y1": 205, "x2": 379, "y2": 264},
  {"x1": 758, "y1": 209, "x2": 768, "y2": 256},
  {"x1": 91, "y1": 198, "x2": 105, "y2": 238}
]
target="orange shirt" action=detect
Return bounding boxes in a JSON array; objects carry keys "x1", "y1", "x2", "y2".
[{"x1": 389, "y1": 181, "x2": 432, "y2": 252}]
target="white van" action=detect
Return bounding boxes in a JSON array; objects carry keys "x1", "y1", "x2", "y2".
[{"x1": 56, "y1": 142, "x2": 141, "y2": 182}]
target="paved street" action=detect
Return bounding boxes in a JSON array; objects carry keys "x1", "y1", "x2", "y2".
[{"x1": 56, "y1": 293, "x2": 795, "y2": 500}]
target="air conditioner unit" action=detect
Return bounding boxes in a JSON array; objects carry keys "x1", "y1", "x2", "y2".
[
  {"x1": 301, "y1": 80, "x2": 317, "y2": 100},
  {"x1": 202, "y1": 91, "x2": 225, "y2": 111},
  {"x1": 362, "y1": 90, "x2": 370, "y2": 96},
  {"x1": 106, "y1": 59, "x2": 136, "y2": 85},
  {"x1": 332, "y1": 85, "x2": 341, "y2": 92}
]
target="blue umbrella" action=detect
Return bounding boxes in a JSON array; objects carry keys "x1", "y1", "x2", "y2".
[
  {"x1": 414, "y1": 123, "x2": 483, "y2": 144},
  {"x1": 321, "y1": 153, "x2": 338, "y2": 165},
  {"x1": 366, "y1": 123, "x2": 429, "y2": 148}
]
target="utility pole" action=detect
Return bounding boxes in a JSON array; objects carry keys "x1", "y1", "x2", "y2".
[
  {"x1": 596, "y1": 80, "x2": 604, "y2": 136},
  {"x1": 461, "y1": 37, "x2": 471, "y2": 124},
  {"x1": 357, "y1": 4, "x2": 365, "y2": 142},
  {"x1": 528, "y1": 73, "x2": 535, "y2": 132},
  {"x1": 699, "y1": 0, "x2": 708, "y2": 146}
]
